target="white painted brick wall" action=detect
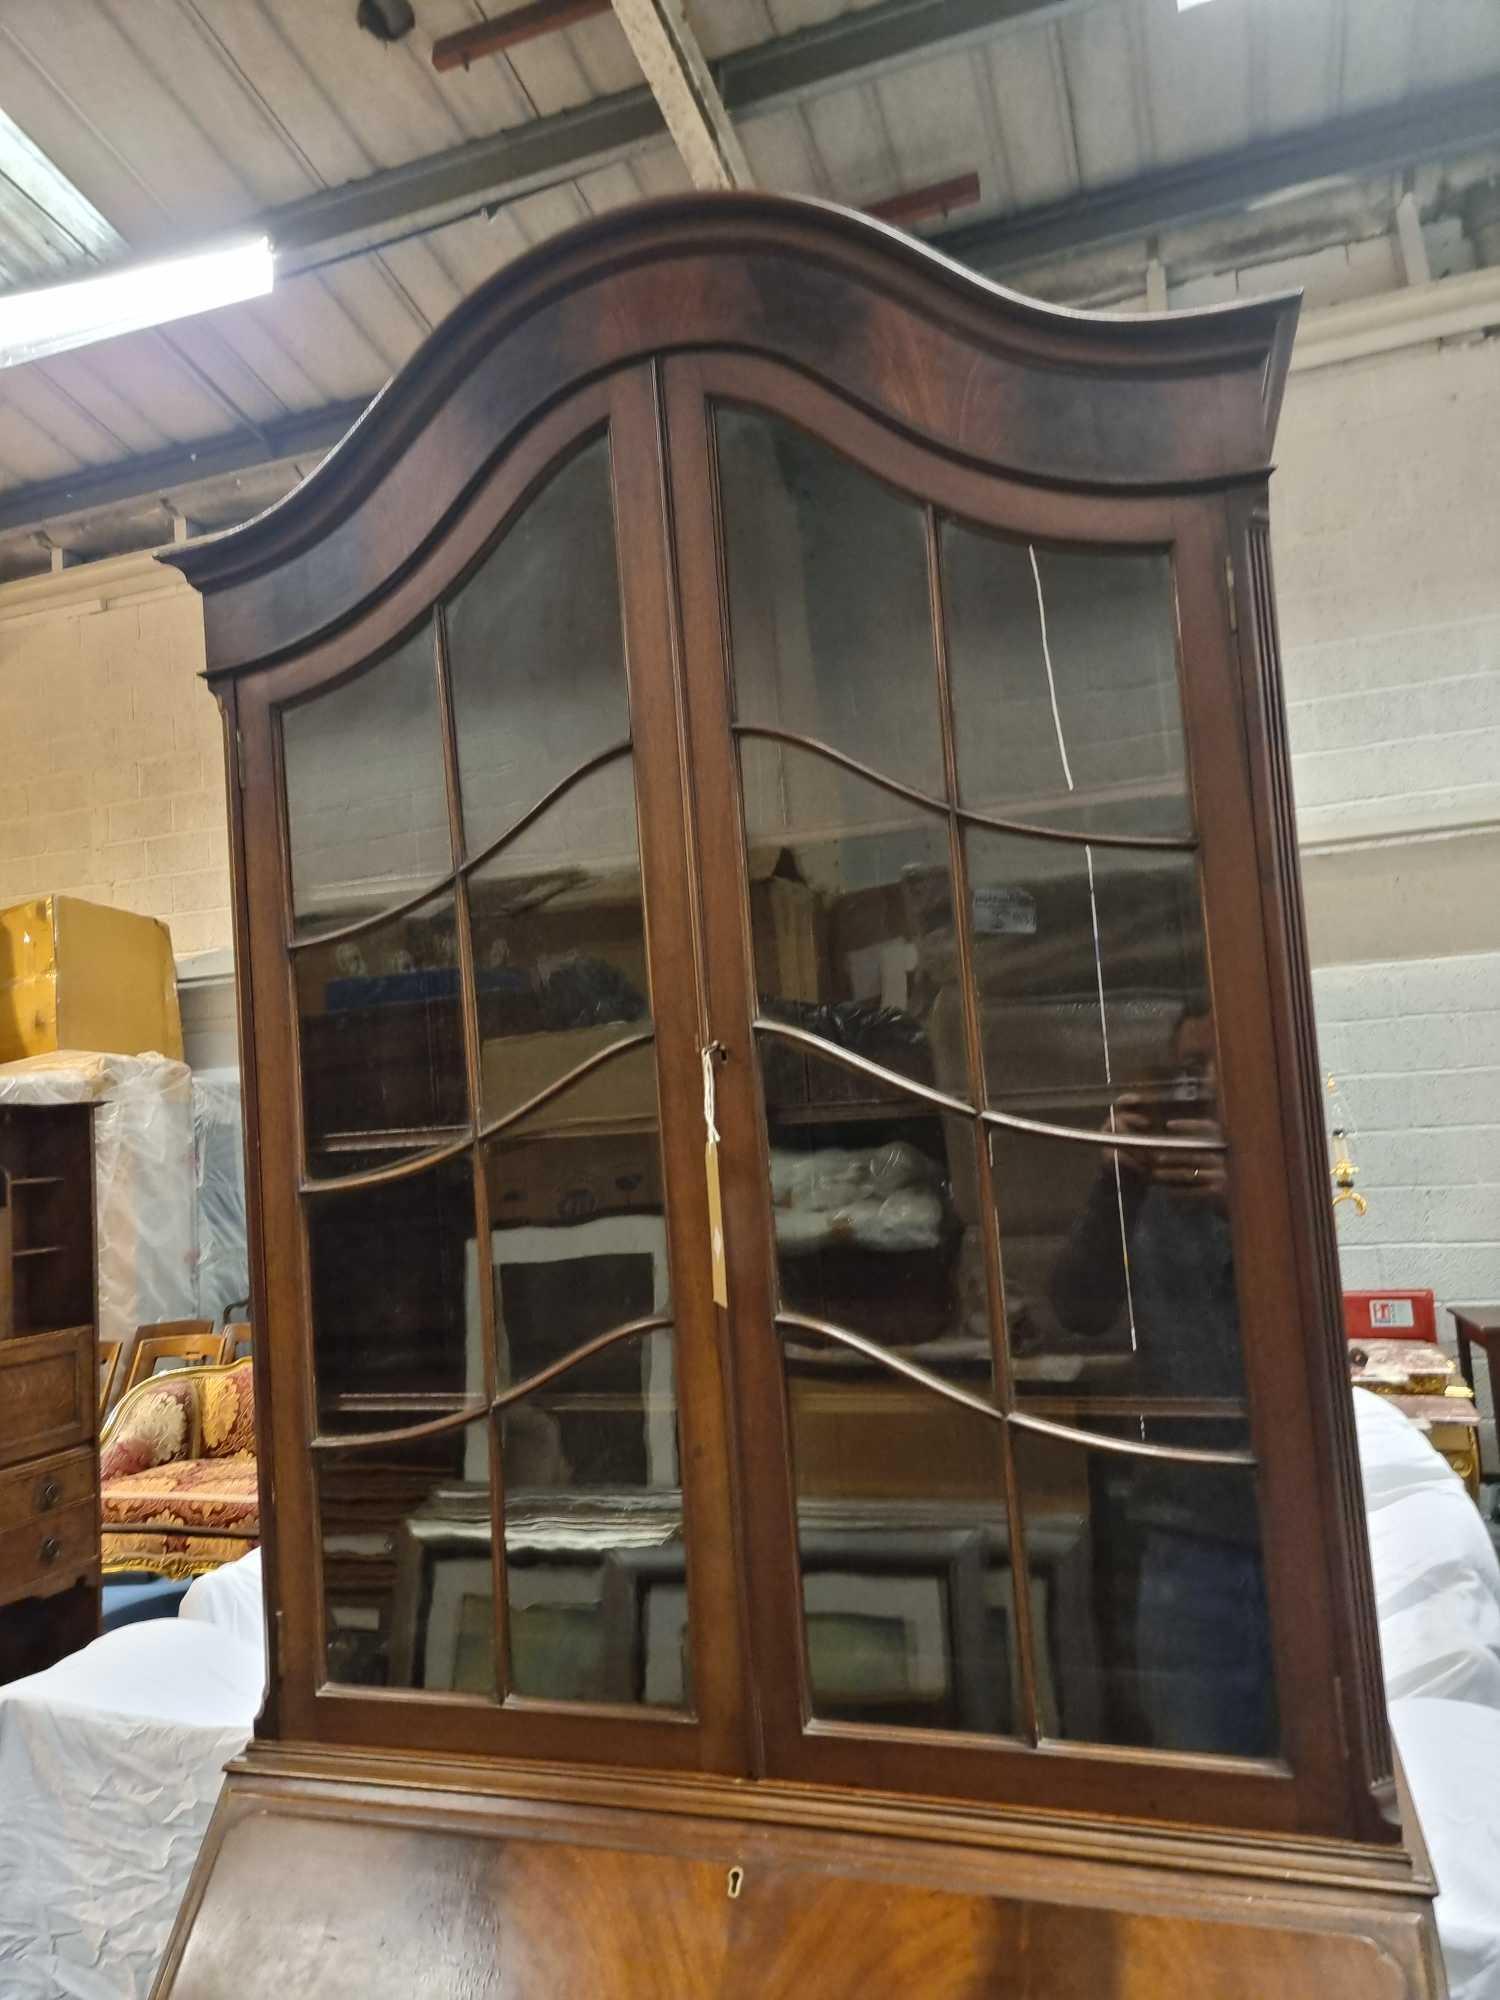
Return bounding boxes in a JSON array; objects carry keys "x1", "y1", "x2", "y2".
[
  {"x1": 0, "y1": 564, "x2": 231, "y2": 960},
  {"x1": 1271, "y1": 330, "x2": 1500, "y2": 1457},
  {"x1": 1275, "y1": 333, "x2": 1500, "y2": 846},
  {"x1": 1313, "y1": 950, "x2": 1500, "y2": 1458}
]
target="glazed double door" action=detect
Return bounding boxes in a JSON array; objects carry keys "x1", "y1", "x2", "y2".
[{"x1": 244, "y1": 357, "x2": 1339, "y2": 1831}]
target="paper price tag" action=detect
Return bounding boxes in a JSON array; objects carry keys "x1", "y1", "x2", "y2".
[
  {"x1": 702, "y1": 1043, "x2": 728, "y2": 1308},
  {"x1": 972, "y1": 884, "x2": 1037, "y2": 935},
  {"x1": 705, "y1": 1136, "x2": 728, "y2": 1307}
]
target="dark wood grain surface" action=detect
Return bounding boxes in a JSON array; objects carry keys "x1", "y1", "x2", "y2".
[{"x1": 156, "y1": 1774, "x2": 1439, "y2": 2000}]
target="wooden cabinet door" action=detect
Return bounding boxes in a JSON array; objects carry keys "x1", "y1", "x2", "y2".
[
  {"x1": 234, "y1": 370, "x2": 748, "y2": 1773},
  {"x1": 662, "y1": 352, "x2": 1364, "y2": 1837}
]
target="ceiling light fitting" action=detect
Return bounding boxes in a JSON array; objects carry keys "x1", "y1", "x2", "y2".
[{"x1": 0, "y1": 237, "x2": 274, "y2": 370}]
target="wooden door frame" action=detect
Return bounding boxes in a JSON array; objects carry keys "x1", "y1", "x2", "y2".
[
  {"x1": 231, "y1": 367, "x2": 750, "y2": 1773},
  {"x1": 659, "y1": 350, "x2": 1382, "y2": 1841}
]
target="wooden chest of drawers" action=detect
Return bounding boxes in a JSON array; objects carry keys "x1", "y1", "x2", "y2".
[
  {"x1": 0, "y1": 1442, "x2": 97, "y2": 1602},
  {"x1": 0, "y1": 1102, "x2": 101, "y2": 1682},
  {"x1": 0, "y1": 1324, "x2": 100, "y2": 1680},
  {"x1": 0, "y1": 1335, "x2": 100, "y2": 1680},
  {"x1": 0, "y1": 1324, "x2": 95, "y2": 1471}
]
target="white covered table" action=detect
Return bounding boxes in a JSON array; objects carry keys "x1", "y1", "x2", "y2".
[{"x1": 0, "y1": 1614, "x2": 261, "y2": 1999}]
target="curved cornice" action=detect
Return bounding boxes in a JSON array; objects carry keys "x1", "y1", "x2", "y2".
[{"x1": 161, "y1": 192, "x2": 1299, "y2": 671}]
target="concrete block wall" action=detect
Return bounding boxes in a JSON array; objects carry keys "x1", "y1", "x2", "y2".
[
  {"x1": 1274, "y1": 333, "x2": 1500, "y2": 849},
  {"x1": 0, "y1": 560, "x2": 232, "y2": 959},
  {"x1": 1312, "y1": 951, "x2": 1500, "y2": 1457},
  {"x1": 1313, "y1": 953, "x2": 1500, "y2": 1302},
  {"x1": 1274, "y1": 329, "x2": 1500, "y2": 1455}
]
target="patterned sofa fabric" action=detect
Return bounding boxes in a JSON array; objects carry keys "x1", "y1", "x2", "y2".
[{"x1": 100, "y1": 1360, "x2": 258, "y2": 1580}]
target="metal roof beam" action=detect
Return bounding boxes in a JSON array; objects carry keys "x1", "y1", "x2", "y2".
[
  {"x1": 933, "y1": 76, "x2": 1500, "y2": 274},
  {"x1": 267, "y1": 0, "x2": 1090, "y2": 268},
  {"x1": 868, "y1": 171, "x2": 982, "y2": 229},
  {"x1": 431, "y1": 0, "x2": 613, "y2": 69},
  {"x1": 0, "y1": 399, "x2": 366, "y2": 540},
  {"x1": 7, "y1": 72, "x2": 1500, "y2": 550}
]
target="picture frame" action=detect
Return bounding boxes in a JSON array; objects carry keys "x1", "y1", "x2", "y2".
[{"x1": 464, "y1": 1214, "x2": 673, "y2": 1484}]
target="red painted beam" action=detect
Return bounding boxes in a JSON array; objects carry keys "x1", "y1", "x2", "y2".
[
  {"x1": 867, "y1": 171, "x2": 982, "y2": 229},
  {"x1": 432, "y1": 0, "x2": 612, "y2": 69}
]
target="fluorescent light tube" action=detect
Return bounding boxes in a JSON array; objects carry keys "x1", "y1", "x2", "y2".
[
  {"x1": 0, "y1": 236, "x2": 273, "y2": 369},
  {"x1": 1177, "y1": 0, "x2": 1219, "y2": 10}
]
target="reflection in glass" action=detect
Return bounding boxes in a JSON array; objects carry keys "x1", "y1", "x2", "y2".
[
  {"x1": 718, "y1": 407, "x2": 944, "y2": 798},
  {"x1": 468, "y1": 755, "x2": 652, "y2": 1128},
  {"x1": 783, "y1": 1333, "x2": 1017, "y2": 1734},
  {"x1": 765, "y1": 1045, "x2": 984, "y2": 1378},
  {"x1": 447, "y1": 435, "x2": 629, "y2": 858},
  {"x1": 480, "y1": 1096, "x2": 682, "y2": 1705},
  {"x1": 942, "y1": 526, "x2": 1190, "y2": 839},
  {"x1": 282, "y1": 619, "x2": 449, "y2": 934},
  {"x1": 955, "y1": 834, "x2": 1212, "y2": 1119},
  {"x1": 481, "y1": 1114, "x2": 669, "y2": 1390},
  {"x1": 1014, "y1": 1426, "x2": 1277, "y2": 1757},
  {"x1": 308, "y1": 1153, "x2": 479, "y2": 1433},
  {"x1": 503, "y1": 1332, "x2": 688, "y2": 1708},
  {"x1": 296, "y1": 890, "x2": 467, "y2": 1169},
  {"x1": 741, "y1": 737, "x2": 952, "y2": 1093},
  {"x1": 319, "y1": 1419, "x2": 495, "y2": 1694},
  {"x1": 990, "y1": 1075, "x2": 1243, "y2": 1407},
  {"x1": 317, "y1": 1323, "x2": 688, "y2": 1708}
]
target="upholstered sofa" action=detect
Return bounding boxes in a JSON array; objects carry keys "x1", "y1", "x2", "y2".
[{"x1": 99, "y1": 1360, "x2": 259, "y2": 1580}]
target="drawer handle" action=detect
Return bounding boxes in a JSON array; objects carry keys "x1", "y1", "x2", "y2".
[
  {"x1": 36, "y1": 1477, "x2": 61, "y2": 1511},
  {"x1": 38, "y1": 1535, "x2": 62, "y2": 1566}
]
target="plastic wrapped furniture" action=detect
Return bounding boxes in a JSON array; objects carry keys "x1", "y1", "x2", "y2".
[
  {"x1": 0, "y1": 1050, "x2": 196, "y2": 1361},
  {"x1": 190, "y1": 1067, "x2": 248, "y2": 1324}
]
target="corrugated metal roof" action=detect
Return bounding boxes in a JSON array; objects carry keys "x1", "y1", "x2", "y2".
[{"x1": 1, "y1": 0, "x2": 1498, "y2": 574}]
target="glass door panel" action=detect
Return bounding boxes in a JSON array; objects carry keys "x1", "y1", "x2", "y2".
[
  {"x1": 282, "y1": 619, "x2": 451, "y2": 933},
  {"x1": 317, "y1": 1417, "x2": 498, "y2": 1695},
  {"x1": 447, "y1": 434, "x2": 630, "y2": 859},
  {"x1": 280, "y1": 398, "x2": 716, "y2": 1741},
  {"x1": 469, "y1": 753, "x2": 651, "y2": 1129},
  {"x1": 709, "y1": 397, "x2": 1276, "y2": 1780},
  {"x1": 295, "y1": 889, "x2": 468, "y2": 1172},
  {"x1": 1012, "y1": 1427, "x2": 1277, "y2": 1758},
  {"x1": 942, "y1": 525, "x2": 1191, "y2": 840},
  {"x1": 783, "y1": 1330, "x2": 1015, "y2": 1736},
  {"x1": 307, "y1": 1153, "x2": 482, "y2": 1437},
  {"x1": 480, "y1": 1068, "x2": 689, "y2": 1711},
  {"x1": 500, "y1": 1328, "x2": 686, "y2": 1709},
  {"x1": 717, "y1": 407, "x2": 944, "y2": 797}
]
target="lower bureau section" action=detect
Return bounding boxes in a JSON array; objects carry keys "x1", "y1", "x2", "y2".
[{"x1": 152, "y1": 1767, "x2": 1446, "y2": 2000}]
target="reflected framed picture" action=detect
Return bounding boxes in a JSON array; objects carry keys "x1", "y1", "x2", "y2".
[
  {"x1": 408, "y1": 1547, "x2": 616, "y2": 1700},
  {"x1": 464, "y1": 1215, "x2": 672, "y2": 1486},
  {"x1": 423, "y1": 1552, "x2": 496, "y2": 1695}
]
